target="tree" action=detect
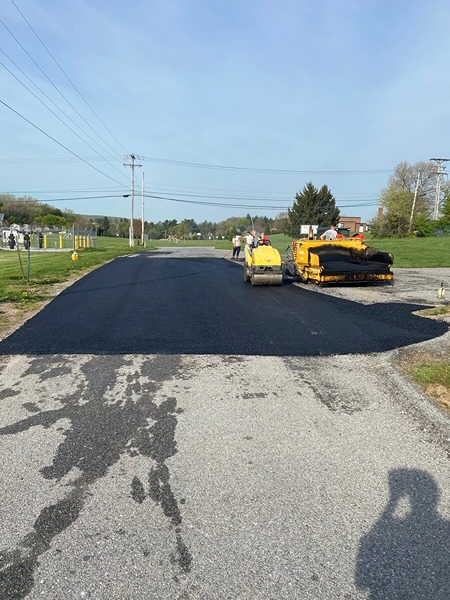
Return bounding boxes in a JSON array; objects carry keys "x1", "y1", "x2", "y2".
[
  {"x1": 286, "y1": 182, "x2": 339, "y2": 237},
  {"x1": 389, "y1": 161, "x2": 436, "y2": 201},
  {"x1": 41, "y1": 214, "x2": 69, "y2": 229},
  {"x1": 379, "y1": 188, "x2": 414, "y2": 237},
  {"x1": 101, "y1": 216, "x2": 111, "y2": 235},
  {"x1": 375, "y1": 161, "x2": 437, "y2": 237}
]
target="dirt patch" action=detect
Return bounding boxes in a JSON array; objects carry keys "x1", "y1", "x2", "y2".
[{"x1": 426, "y1": 384, "x2": 450, "y2": 412}]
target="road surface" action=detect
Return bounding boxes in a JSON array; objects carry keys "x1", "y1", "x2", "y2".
[{"x1": 0, "y1": 247, "x2": 449, "y2": 599}]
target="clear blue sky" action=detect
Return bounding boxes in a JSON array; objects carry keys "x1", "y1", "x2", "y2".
[{"x1": 1, "y1": 0, "x2": 449, "y2": 224}]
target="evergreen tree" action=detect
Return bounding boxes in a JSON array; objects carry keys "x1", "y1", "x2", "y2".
[
  {"x1": 317, "y1": 185, "x2": 340, "y2": 226},
  {"x1": 286, "y1": 182, "x2": 339, "y2": 236}
]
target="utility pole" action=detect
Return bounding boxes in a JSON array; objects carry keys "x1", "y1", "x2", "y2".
[
  {"x1": 141, "y1": 171, "x2": 145, "y2": 247},
  {"x1": 408, "y1": 170, "x2": 421, "y2": 234},
  {"x1": 430, "y1": 158, "x2": 449, "y2": 220},
  {"x1": 123, "y1": 154, "x2": 143, "y2": 247}
]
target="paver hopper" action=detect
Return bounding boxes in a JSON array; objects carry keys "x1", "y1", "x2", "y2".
[{"x1": 288, "y1": 238, "x2": 393, "y2": 285}]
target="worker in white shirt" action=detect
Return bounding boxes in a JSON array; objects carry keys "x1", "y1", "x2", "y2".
[
  {"x1": 320, "y1": 225, "x2": 338, "y2": 241},
  {"x1": 232, "y1": 234, "x2": 242, "y2": 259}
]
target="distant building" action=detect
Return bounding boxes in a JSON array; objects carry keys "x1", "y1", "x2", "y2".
[{"x1": 338, "y1": 216, "x2": 368, "y2": 234}]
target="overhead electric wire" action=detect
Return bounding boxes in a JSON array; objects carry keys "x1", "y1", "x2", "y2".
[
  {"x1": 0, "y1": 15, "x2": 123, "y2": 159},
  {"x1": 0, "y1": 153, "x2": 393, "y2": 177},
  {"x1": 141, "y1": 180, "x2": 382, "y2": 198},
  {"x1": 10, "y1": 0, "x2": 128, "y2": 155},
  {"x1": 4, "y1": 194, "x2": 128, "y2": 203},
  {"x1": 3, "y1": 187, "x2": 124, "y2": 194},
  {"x1": 0, "y1": 58, "x2": 129, "y2": 184},
  {"x1": 0, "y1": 47, "x2": 127, "y2": 170},
  {"x1": 0, "y1": 99, "x2": 127, "y2": 186},
  {"x1": 3, "y1": 188, "x2": 378, "y2": 213},
  {"x1": 142, "y1": 193, "x2": 379, "y2": 212},
  {"x1": 139, "y1": 189, "x2": 380, "y2": 203},
  {"x1": 142, "y1": 156, "x2": 393, "y2": 175}
]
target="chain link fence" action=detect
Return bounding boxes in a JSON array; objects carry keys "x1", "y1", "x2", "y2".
[{"x1": 1, "y1": 228, "x2": 98, "y2": 250}]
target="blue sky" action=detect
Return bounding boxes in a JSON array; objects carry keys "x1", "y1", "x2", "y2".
[{"x1": 1, "y1": 0, "x2": 450, "y2": 224}]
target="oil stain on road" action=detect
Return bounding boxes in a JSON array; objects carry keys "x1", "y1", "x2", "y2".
[{"x1": 0, "y1": 354, "x2": 191, "y2": 599}]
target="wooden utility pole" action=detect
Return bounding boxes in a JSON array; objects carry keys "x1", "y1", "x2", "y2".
[
  {"x1": 408, "y1": 170, "x2": 421, "y2": 234},
  {"x1": 123, "y1": 154, "x2": 142, "y2": 247},
  {"x1": 141, "y1": 171, "x2": 145, "y2": 247}
]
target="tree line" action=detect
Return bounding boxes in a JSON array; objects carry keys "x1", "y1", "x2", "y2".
[{"x1": 2, "y1": 160, "x2": 449, "y2": 240}]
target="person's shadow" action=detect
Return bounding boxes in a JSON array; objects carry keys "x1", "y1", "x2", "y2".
[{"x1": 355, "y1": 468, "x2": 450, "y2": 599}]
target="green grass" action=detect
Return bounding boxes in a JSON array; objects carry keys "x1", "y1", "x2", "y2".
[
  {"x1": 152, "y1": 239, "x2": 230, "y2": 249},
  {"x1": 409, "y1": 363, "x2": 450, "y2": 389},
  {"x1": 364, "y1": 237, "x2": 450, "y2": 268},
  {"x1": 0, "y1": 238, "x2": 147, "y2": 307}
]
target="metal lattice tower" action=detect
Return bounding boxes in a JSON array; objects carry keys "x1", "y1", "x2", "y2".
[{"x1": 430, "y1": 158, "x2": 449, "y2": 220}]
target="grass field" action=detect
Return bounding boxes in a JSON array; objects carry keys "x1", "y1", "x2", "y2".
[
  {"x1": 0, "y1": 238, "x2": 148, "y2": 307},
  {"x1": 1, "y1": 234, "x2": 450, "y2": 308}
]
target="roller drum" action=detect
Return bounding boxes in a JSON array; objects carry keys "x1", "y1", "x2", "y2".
[{"x1": 251, "y1": 272, "x2": 283, "y2": 286}]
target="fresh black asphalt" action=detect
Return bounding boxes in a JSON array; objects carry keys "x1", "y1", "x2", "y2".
[{"x1": 0, "y1": 254, "x2": 447, "y2": 355}]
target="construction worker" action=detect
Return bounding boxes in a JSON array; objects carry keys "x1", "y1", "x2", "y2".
[
  {"x1": 232, "y1": 234, "x2": 242, "y2": 259},
  {"x1": 245, "y1": 231, "x2": 254, "y2": 255},
  {"x1": 320, "y1": 225, "x2": 338, "y2": 241}
]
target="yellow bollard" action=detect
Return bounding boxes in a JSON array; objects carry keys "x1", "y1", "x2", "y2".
[
  {"x1": 44, "y1": 234, "x2": 47, "y2": 249},
  {"x1": 71, "y1": 251, "x2": 79, "y2": 261},
  {"x1": 59, "y1": 234, "x2": 63, "y2": 249}
]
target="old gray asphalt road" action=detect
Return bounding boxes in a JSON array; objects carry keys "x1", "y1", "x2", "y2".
[{"x1": 1, "y1": 247, "x2": 450, "y2": 599}]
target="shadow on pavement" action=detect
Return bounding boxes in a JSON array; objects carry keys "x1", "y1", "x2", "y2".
[{"x1": 355, "y1": 468, "x2": 450, "y2": 599}]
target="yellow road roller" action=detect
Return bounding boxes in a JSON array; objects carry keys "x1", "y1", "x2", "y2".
[
  {"x1": 244, "y1": 237, "x2": 283, "y2": 286},
  {"x1": 288, "y1": 238, "x2": 393, "y2": 285}
]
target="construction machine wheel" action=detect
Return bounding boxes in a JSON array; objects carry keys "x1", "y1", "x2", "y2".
[
  {"x1": 244, "y1": 264, "x2": 251, "y2": 282},
  {"x1": 251, "y1": 271, "x2": 283, "y2": 286}
]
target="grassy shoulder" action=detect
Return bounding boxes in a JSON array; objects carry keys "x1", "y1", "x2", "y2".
[
  {"x1": 405, "y1": 359, "x2": 450, "y2": 412},
  {"x1": 364, "y1": 236, "x2": 450, "y2": 268},
  {"x1": 0, "y1": 238, "x2": 147, "y2": 308}
]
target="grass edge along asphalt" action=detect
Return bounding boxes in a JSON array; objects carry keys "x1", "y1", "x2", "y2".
[{"x1": 1, "y1": 234, "x2": 450, "y2": 398}]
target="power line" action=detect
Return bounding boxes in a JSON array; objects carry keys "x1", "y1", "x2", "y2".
[
  {"x1": 2, "y1": 194, "x2": 128, "y2": 203},
  {"x1": 0, "y1": 46, "x2": 128, "y2": 176},
  {"x1": 0, "y1": 15, "x2": 122, "y2": 158},
  {"x1": 140, "y1": 189, "x2": 380, "y2": 203},
  {"x1": 0, "y1": 57, "x2": 129, "y2": 183},
  {"x1": 142, "y1": 156, "x2": 393, "y2": 175},
  {"x1": 3, "y1": 187, "x2": 124, "y2": 194},
  {"x1": 0, "y1": 155, "x2": 393, "y2": 174},
  {"x1": 1, "y1": 189, "x2": 378, "y2": 213},
  {"x1": 0, "y1": 99, "x2": 127, "y2": 186},
  {"x1": 143, "y1": 193, "x2": 379, "y2": 212},
  {"x1": 10, "y1": 0, "x2": 128, "y2": 155}
]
